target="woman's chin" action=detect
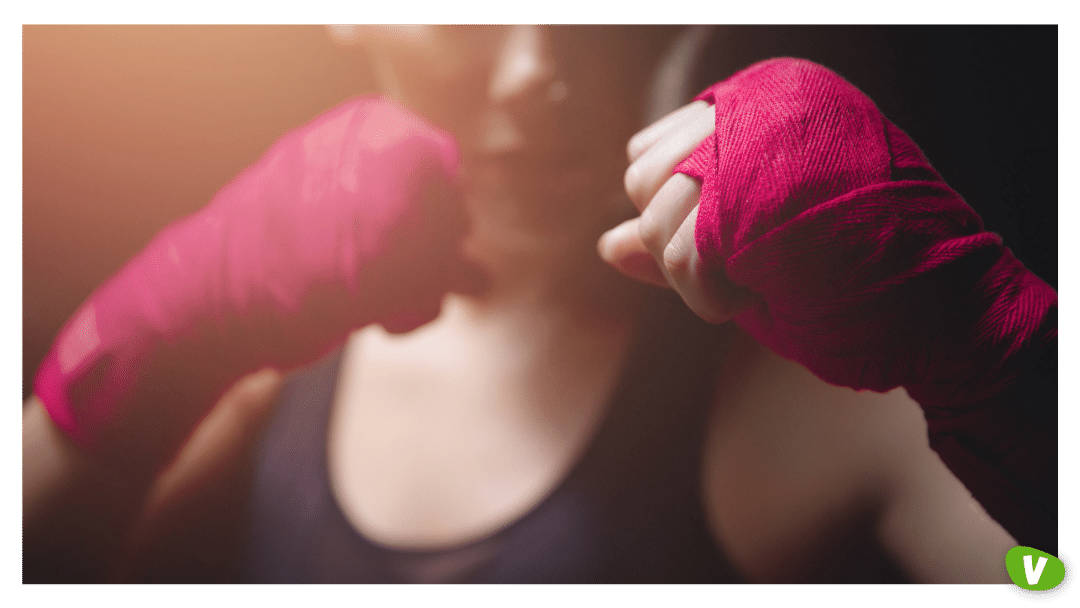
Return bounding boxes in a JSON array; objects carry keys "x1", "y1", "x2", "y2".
[{"x1": 377, "y1": 304, "x2": 443, "y2": 335}]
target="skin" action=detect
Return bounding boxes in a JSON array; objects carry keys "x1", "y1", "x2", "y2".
[
  {"x1": 23, "y1": 26, "x2": 1016, "y2": 582},
  {"x1": 601, "y1": 99, "x2": 750, "y2": 321},
  {"x1": 326, "y1": 24, "x2": 659, "y2": 552},
  {"x1": 328, "y1": 26, "x2": 1015, "y2": 581},
  {"x1": 23, "y1": 369, "x2": 285, "y2": 582}
]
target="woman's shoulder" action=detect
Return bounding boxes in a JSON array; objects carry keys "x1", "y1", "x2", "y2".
[
  {"x1": 698, "y1": 326, "x2": 1014, "y2": 582},
  {"x1": 698, "y1": 327, "x2": 913, "y2": 580}
]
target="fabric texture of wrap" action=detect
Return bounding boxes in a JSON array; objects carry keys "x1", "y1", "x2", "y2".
[
  {"x1": 675, "y1": 58, "x2": 1057, "y2": 553},
  {"x1": 33, "y1": 97, "x2": 471, "y2": 479}
]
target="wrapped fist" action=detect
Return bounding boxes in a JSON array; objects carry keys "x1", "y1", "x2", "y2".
[{"x1": 34, "y1": 97, "x2": 480, "y2": 477}]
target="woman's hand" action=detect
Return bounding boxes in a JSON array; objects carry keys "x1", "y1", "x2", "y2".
[
  {"x1": 598, "y1": 100, "x2": 756, "y2": 323},
  {"x1": 602, "y1": 57, "x2": 957, "y2": 392},
  {"x1": 32, "y1": 97, "x2": 481, "y2": 481},
  {"x1": 601, "y1": 57, "x2": 1058, "y2": 551}
]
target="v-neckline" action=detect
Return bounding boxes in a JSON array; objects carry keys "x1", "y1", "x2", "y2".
[{"x1": 320, "y1": 304, "x2": 654, "y2": 566}]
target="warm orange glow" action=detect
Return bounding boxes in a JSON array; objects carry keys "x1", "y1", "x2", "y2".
[{"x1": 23, "y1": 25, "x2": 379, "y2": 398}]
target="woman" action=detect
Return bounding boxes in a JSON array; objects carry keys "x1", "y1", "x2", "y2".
[{"x1": 23, "y1": 25, "x2": 1054, "y2": 583}]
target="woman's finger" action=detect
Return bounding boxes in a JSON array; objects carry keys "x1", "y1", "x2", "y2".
[
  {"x1": 638, "y1": 173, "x2": 701, "y2": 264},
  {"x1": 624, "y1": 102, "x2": 714, "y2": 212},
  {"x1": 598, "y1": 218, "x2": 671, "y2": 288},
  {"x1": 626, "y1": 100, "x2": 709, "y2": 163},
  {"x1": 662, "y1": 206, "x2": 757, "y2": 324}
]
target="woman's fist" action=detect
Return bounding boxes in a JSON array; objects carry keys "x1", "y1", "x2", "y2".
[
  {"x1": 599, "y1": 100, "x2": 757, "y2": 323},
  {"x1": 602, "y1": 58, "x2": 1042, "y2": 398},
  {"x1": 34, "y1": 97, "x2": 481, "y2": 477}
]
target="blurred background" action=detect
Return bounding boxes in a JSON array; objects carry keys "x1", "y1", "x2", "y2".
[
  {"x1": 23, "y1": 25, "x2": 1057, "y2": 399},
  {"x1": 23, "y1": 25, "x2": 378, "y2": 399}
]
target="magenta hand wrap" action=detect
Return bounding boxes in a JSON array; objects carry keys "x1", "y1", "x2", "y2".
[
  {"x1": 675, "y1": 58, "x2": 1057, "y2": 552},
  {"x1": 34, "y1": 97, "x2": 470, "y2": 479}
]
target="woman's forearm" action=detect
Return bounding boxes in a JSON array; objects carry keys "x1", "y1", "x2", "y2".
[
  {"x1": 23, "y1": 396, "x2": 151, "y2": 582},
  {"x1": 676, "y1": 58, "x2": 1058, "y2": 551},
  {"x1": 31, "y1": 97, "x2": 473, "y2": 481}
]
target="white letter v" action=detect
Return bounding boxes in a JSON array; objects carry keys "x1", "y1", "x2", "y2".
[{"x1": 1024, "y1": 554, "x2": 1048, "y2": 585}]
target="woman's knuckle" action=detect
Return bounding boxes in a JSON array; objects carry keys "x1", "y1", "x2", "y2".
[
  {"x1": 623, "y1": 162, "x2": 644, "y2": 200},
  {"x1": 663, "y1": 242, "x2": 691, "y2": 278},
  {"x1": 626, "y1": 134, "x2": 645, "y2": 160},
  {"x1": 637, "y1": 209, "x2": 663, "y2": 253}
]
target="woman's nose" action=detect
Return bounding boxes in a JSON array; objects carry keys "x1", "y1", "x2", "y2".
[
  {"x1": 487, "y1": 25, "x2": 557, "y2": 104},
  {"x1": 478, "y1": 26, "x2": 561, "y2": 154}
]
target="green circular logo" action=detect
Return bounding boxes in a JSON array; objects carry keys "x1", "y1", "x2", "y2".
[{"x1": 1005, "y1": 546, "x2": 1065, "y2": 591}]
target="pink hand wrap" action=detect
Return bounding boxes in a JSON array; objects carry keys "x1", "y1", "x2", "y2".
[
  {"x1": 676, "y1": 58, "x2": 1057, "y2": 552},
  {"x1": 34, "y1": 97, "x2": 471, "y2": 478}
]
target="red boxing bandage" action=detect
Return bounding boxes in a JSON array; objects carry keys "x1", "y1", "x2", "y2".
[
  {"x1": 34, "y1": 97, "x2": 473, "y2": 478},
  {"x1": 676, "y1": 58, "x2": 1057, "y2": 552}
]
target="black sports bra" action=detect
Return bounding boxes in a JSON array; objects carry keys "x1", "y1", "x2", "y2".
[{"x1": 241, "y1": 292, "x2": 743, "y2": 583}]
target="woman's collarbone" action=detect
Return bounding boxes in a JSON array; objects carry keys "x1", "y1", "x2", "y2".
[{"x1": 325, "y1": 310, "x2": 631, "y2": 550}]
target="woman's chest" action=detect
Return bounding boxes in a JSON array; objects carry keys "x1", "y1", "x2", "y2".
[
  {"x1": 325, "y1": 302, "x2": 882, "y2": 575},
  {"x1": 326, "y1": 304, "x2": 637, "y2": 550}
]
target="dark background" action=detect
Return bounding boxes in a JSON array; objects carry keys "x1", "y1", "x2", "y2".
[{"x1": 693, "y1": 25, "x2": 1057, "y2": 288}]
